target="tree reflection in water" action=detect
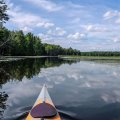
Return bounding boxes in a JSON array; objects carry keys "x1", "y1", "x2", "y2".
[
  {"x1": 0, "y1": 57, "x2": 79, "y2": 119},
  {"x1": 0, "y1": 92, "x2": 8, "y2": 119}
]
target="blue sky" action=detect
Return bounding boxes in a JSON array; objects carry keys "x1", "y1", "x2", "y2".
[{"x1": 5, "y1": 0, "x2": 120, "y2": 51}]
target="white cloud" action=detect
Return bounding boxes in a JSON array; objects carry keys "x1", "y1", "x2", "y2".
[
  {"x1": 85, "y1": 25, "x2": 93, "y2": 31},
  {"x1": 7, "y1": 1, "x2": 55, "y2": 30},
  {"x1": 38, "y1": 33, "x2": 49, "y2": 41},
  {"x1": 36, "y1": 22, "x2": 54, "y2": 28},
  {"x1": 55, "y1": 27, "x2": 66, "y2": 36},
  {"x1": 113, "y1": 37, "x2": 120, "y2": 43},
  {"x1": 103, "y1": 10, "x2": 120, "y2": 24},
  {"x1": 38, "y1": 33, "x2": 55, "y2": 43},
  {"x1": 22, "y1": 26, "x2": 33, "y2": 32},
  {"x1": 82, "y1": 24, "x2": 108, "y2": 32},
  {"x1": 11, "y1": 13, "x2": 38, "y2": 27},
  {"x1": 67, "y1": 32, "x2": 86, "y2": 40},
  {"x1": 23, "y1": 0, "x2": 63, "y2": 12},
  {"x1": 47, "y1": 27, "x2": 66, "y2": 36},
  {"x1": 103, "y1": 10, "x2": 119, "y2": 20},
  {"x1": 67, "y1": 1, "x2": 84, "y2": 9},
  {"x1": 10, "y1": 12, "x2": 53, "y2": 29}
]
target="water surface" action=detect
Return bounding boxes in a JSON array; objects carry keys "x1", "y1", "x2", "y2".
[{"x1": 0, "y1": 57, "x2": 120, "y2": 120}]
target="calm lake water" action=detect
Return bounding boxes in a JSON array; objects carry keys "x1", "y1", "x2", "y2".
[{"x1": 1, "y1": 57, "x2": 120, "y2": 120}]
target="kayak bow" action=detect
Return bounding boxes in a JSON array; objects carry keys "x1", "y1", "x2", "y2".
[{"x1": 26, "y1": 84, "x2": 61, "y2": 120}]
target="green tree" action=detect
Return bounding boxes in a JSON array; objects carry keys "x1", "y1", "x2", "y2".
[
  {"x1": 33, "y1": 36, "x2": 43, "y2": 55},
  {"x1": 25, "y1": 33, "x2": 35, "y2": 55},
  {"x1": 0, "y1": 28, "x2": 10, "y2": 55},
  {"x1": 0, "y1": 0, "x2": 9, "y2": 27},
  {"x1": 0, "y1": 28, "x2": 81, "y2": 56}
]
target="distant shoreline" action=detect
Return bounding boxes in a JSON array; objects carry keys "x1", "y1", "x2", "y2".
[
  {"x1": 0, "y1": 56, "x2": 58, "y2": 58},
  {"x1": 1, "y1": 55, "x2": 120, "y2": 61},
  {"x1": 0, "y1": 56, "x2": 58, "y2": 62},
  {"x1": 59, "y1": 55, "x2": 120, "y2": 60}
]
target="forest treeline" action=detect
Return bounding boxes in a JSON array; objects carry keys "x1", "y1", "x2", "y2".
[
  {"x1": 81, "y1": 51, "x2": 120, "y2": 56},
  {"x1": 1, "y1": 27, "x2": 120, "y2": 56},
  {"x1": 0, "y1": 27, "x2": 81, "y2": 56}
]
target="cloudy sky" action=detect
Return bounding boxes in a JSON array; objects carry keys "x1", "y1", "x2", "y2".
[{"x1": 5, "y1": 0, "x2": 120, "y2": 51}]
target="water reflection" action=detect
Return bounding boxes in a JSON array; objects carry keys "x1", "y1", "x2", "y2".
[
  {"x1": 0, "y1": 57, "x2": 78, "y2": 119},
  {"x1": 1, "y1": 58, "x2": 120, "y2": 120},
  {"x1": 0, "y1": 92, "x2": 8, "y2": 119},
  {"x1": 0, "y1": 57, "x2": 78, "y2": 87}
]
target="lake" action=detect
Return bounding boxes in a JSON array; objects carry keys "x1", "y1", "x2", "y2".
[{"x1": 0, "y1": 57, "x2": 120, "y2": 120}]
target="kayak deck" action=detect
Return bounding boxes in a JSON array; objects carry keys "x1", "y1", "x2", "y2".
[{"x1": 26, "y1": 85, "x2": 61, "y2": 120}]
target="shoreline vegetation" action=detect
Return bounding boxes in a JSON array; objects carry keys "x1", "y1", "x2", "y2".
[
  {"x1": 1, "y1": 55, "x2": 120, "y2": 62},
  {"x1": 59, "y1": 55, "x2": 120, "y2": 60},
  {"x1": 0, "y1": 27, "x2": 81, "y2": 56},
  {"x1": 1, "y1": 27, "x2": 120, "y2": 58}
]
